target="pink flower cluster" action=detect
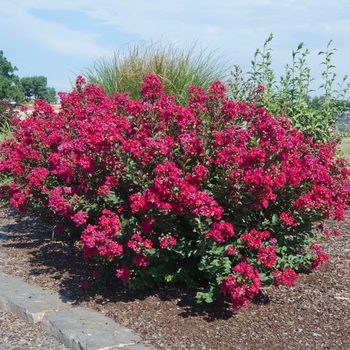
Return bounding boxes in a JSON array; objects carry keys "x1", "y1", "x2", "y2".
[
  {"x1": 272, "y1": 268, "x2": 298, "y2": 287},
  {"x1": 241, "y1": 229, "x2": 270, "y2": 250},
  {"x1": 205, "y1": 221, "x2": 235, "y2": 243},
  {"x1": 220, "y1": 262, "x2": 261, "y2": 310},
  {"x1": 129, "y1": 161, "x2": 224, "y2": 219},
  {"x1": 80, "y1": 209, "x2": 123, "y2": 261},
  {"x1": 310, "y1": 243, "x2": 330, "y2": 269},
  {"x1": 257, "y1": 246, "x2": 277, "y2": 269}
]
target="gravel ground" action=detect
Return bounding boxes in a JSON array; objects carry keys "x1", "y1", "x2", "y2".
[
  {"x1": 0, "y1": 203, "x2": 349, "y2": 350},
  {"x1": 0, "y1": 230, "x2": 68, "y2": 349},
  {"x1": 0, "y1": 310, "x2": 68, "y2": 350}
]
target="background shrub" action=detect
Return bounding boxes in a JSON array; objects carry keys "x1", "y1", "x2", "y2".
[{"x1": 227, "y1": 34, "x2": 350, "y2": 143}]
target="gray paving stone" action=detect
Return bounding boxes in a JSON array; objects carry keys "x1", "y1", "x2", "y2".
[
  {"x1": 0, "y1": 273, "x2": 72, "y2": 323},
  {"x1": 0, "y1": 271, "x2": 154, "y2": 349},
  {"x1": 41, "y1": 307, "x2": 152, "y2": 350}
]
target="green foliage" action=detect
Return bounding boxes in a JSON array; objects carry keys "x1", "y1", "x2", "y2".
[
  {"x1": 20, "y1": 76, "x2": 57, "y2": 103},
  {"x1": 227, "y1": 34, "x2": 350, "y2": 143},
  {"x1": 20, "y1": 77, "x2": 34, "y2": 101},
  {"x1": 0, "y1": 50, "x2": 24, "y2": 103},
  {"x1": 45, "y1": 87, "x2": 57, "y2": 104},
  {"x1": 83, "y1": 40, "x2": 230, "y2": 105}
]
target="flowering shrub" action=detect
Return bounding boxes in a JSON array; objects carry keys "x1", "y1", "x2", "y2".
[{"x1": 1, "y1": 75, "x2": 350, "y2": 311}]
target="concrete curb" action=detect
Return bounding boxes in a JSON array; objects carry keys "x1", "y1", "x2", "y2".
[
  {"x1": 0, "y1": 273, "x2": 72, "y2": 323},
  {"x1": 0, "y1": 272, "x2": 154, "y2": 349}
]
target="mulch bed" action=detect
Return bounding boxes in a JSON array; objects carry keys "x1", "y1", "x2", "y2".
[{"x1": 0, "y1": 204, "x2": 349, "y2": 350}]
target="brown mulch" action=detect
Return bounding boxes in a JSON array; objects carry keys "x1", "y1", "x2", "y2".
[{"x1": 0, "y1": 204, "x2": 349, "y2": 350}]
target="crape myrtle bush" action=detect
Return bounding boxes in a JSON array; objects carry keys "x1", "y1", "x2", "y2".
[{"x1": 1, "y1": 75, "x2": 350, "y2": 311}]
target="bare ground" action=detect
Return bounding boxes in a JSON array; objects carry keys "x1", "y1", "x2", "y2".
[{"x1": 0, "y1": 204, "x2": 349, "y2": 350}]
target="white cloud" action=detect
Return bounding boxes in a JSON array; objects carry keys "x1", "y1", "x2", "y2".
[
  {"x1": 4, "y1": 0, "x2": 349, "y2": 58},
  {"x1": 0, "y1": 1, "x2": 109, "y2": 58}
]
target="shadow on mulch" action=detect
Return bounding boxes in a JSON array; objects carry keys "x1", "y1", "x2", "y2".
[{"x1": 0, "y1": 205, "x2": 254, "y2": 322}]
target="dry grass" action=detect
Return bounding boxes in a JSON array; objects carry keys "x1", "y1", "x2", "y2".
[{"x1": 83, "y1": 40, "x2": 231, "y2": 105}]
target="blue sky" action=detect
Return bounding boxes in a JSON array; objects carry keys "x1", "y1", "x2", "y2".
[{"x1": 1, "y1": 0, "x2": 349, "y2": 97}]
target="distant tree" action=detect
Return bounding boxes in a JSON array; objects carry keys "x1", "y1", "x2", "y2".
[
  {"x1": 32, "y1": 76, "x2": 48, "y2": 99},
  {"x1": 20, "y1": 76, "x2": 34, "y2": 101},
  {"x1": 44, "y1": 87, "x2": 57, "y2": 104},
  {"x1": 308, "y1": 95, "x2": 326, "y2": 109},
  {"x1": 20, "y1": 76, "x2": 57, "y2": 103},
  {"x1": 0, "y1": 50, "x2": 24, "y2": 103},
  {"x1": 308, "y1": 95, "x2": 350, "y2": 114}
]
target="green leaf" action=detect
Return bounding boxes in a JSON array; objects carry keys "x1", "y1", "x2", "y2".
[
  {"x1": 204, "y1": 295, "x2": 214, "y2": 303},
  {"x1": 272, "y1": 214, "x2": 279, "y2": 224}
]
